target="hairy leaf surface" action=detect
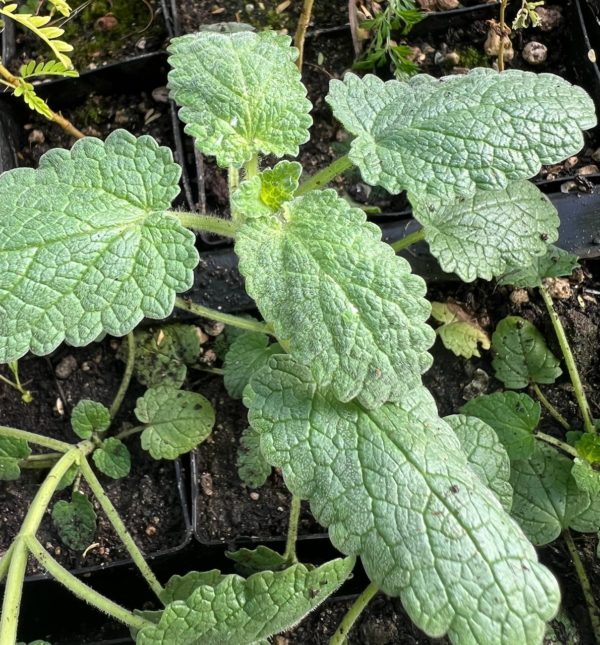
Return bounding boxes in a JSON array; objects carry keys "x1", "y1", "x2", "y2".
[
  {"x1": 499, "y1": 246, "x2": 579, "y2": 287},
  {"x1": 0, "y1": 436, "x2": 30, "y2": 481},
  {"x1": 236, "y1": 190, "x2": 434, "y2": 408},
  {"x1": 51, "y1": 491, "x2": 96, "y2": 551},
  {"x1": 93, "y1": 438, "x2": 131, "y2": 479},
  {"x1": 245, "y1": 355, "x2": 559, "y2": 643},
  {"x1": 71, "y1": 400, "x2": 110, "y2": 440},
  {"x1": 0, "y1": 130, "x2": 198, "y2": 363},
  {"x1": 411, "y1": 182, "x2": 559, "y2": 281},
  {"x1": 326, "y1": 70, "x2": 596, "y2": 198},
  {"x1": 226, "y1": 546, "x2": 289, "y2": 576},
  {"x1": 136, "y1": 558, "x2": 354, "y2": 645},
  {"x1": 237, "y1": 426, "x2": 272, "y2": 488},
  {"x1": 168, "y1": 31, "x2": 312, "y2": 167}
]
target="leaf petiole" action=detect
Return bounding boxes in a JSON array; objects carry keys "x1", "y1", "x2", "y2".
[
  {"x1": 174, "y1": 212, "x2": 237, "y2": 237},
  {"x1": 329, "y1": 582, "x2": 379, "y2": 645},
  {"x1": 295, "y1": 155, "x2": 353, "y2": 196},
  {"x1": 532, "y1": 383, "x2": 571, "y2": 431},
  {"x1": 110, "y1": 331, "x2": 136, "y2": 419},
  {"x1": 535, "y1": 431, "x2": 578, "y2": 458},
  {"x1": 283, "y1": 495, "x2": 301, "y2": 565},
  {"x1": 391, "y1": 228, "x2": 426, "y2": 252},
  {"x1": 0, "y1": 425, "x2": 72, "y2": 453}
]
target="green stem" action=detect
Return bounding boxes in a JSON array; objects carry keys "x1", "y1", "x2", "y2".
[
  {"x1": 26, "y1": 535, "x2": 151, "y2": 632},
  {"x1": 539, "y1": 285, "x2": 595, "y2": 433},
  {"x1": 296, "y1": 155, "x2": 353, "y2": 196},
  {"x1": 114, "y1": 425, "x2": 145, "y2": 441},
  {"x1": 329, "y1": 582, "x2": 379, "y2": 645},
  {"x1": 174, "y1": 212, "x2": 237, "y2": 238},
  {"x1": 79, "y1": 457, "x2": 164, "y2": 600},
  {"x1": 564, "y1": 529, "x2": 600, "y2": 643},
  {"x1": 228, "y1": 166, "x2": 242, "y2": 224},
  {"x1": 536, "y1": 431, "x2": 578, "y2": 458},
  {"x1": 110, "y1": 331, "x2": 136, "y2": 419},
  {"x1": 19, "y1": 455, "x2": 62, "y2": 470},
  {"x1": 532, "y1": 383, "x2": 571, "y2": 431},
  {"x1": 175, "y1": 297, "x2": 274, "y2": 336},
  {"x1": 391, "y1": 228, "x2": 426, "y2": 252},
  {"x1": 244, "y1": 155, "x2": 259, "y2": 179},
  {"x1": 0, "y1": 425, "x2": 72, "y2": 453},
  {"x1": 498, "y1": 0, "x2": 509, "y2": 72},
  {"x1": 0, "y1": 543, "x2": 14, "y2": 583},
  {"x1": 196, "y1": 367, "x2": 226, "y2": 376},
  {"x1": 283, "y1": 496, "x2": 301, "y2": 564}
]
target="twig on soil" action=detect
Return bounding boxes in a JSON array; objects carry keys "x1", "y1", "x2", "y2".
[{"x1": 294, "y1": 0, "x2": 314, "y2": 71}]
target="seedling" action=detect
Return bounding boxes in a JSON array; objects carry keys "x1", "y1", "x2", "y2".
[{"x1": 0, "y1": 26, "x2": 597, "y2": 645}]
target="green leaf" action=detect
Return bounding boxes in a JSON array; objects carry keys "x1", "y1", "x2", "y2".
[
  {"x1": 223, "y1": 332, "x2": 282, "y2": 399},
  {"x1": 237, "y1": 426, "x2": 272, "y2": 488},
  {"x1": 56, "y1": 463, "x2": 79, "y2": 491},
  {"x1": 0, "y1": 130, "x2": 198, "y2": 363},
  {"x1": 51, "y1": 491, "x2": 97, "y2": 551},
  {"x1": 430, "y1": 301, "x2": 490, "y2": 358},
  {"x1": 135, "y1": 386, "x2": 215, "y2": 460},
  {"x1": 571, "y1": 459, "x2": 600, "y2": 496},
  {"x1": 510, "y1": 444, "x2": 593, "y2": 545},
  {"x1": 93, "y1": 438, "x2": 131, "y2": 479},
  {"x1": 0, "y1": 436, "x2": 31, "y2": 481},
  {"x1": 122, "y1": 324, "x2": 201, "y2": 389},
  {"x1": 444, "y1": 414, "x2": 513, "y2": 511},
  {"x1": 575, "y1": 433, "x2": 600, "y2": 464},
  {"x1": 231, "y1": 161, "x2": 302, "y2": 218},
  {"x1": 326, "y1": 70, "x2": 596, "y2": 198},
  {"x1": 461, "y1": 392, "x2": 540, "y2": 461},
  {"x1": 71, "y1": 400, "x2": 110, "y2": 439},
  {"x1": 411, "y1": 182, "x2": 559, "y2": 281},
  {"x1": 492, "y1": 316, "x2": 562, "y2": 389},
  {"x1": 168, "y1": 31, "x2": 312, "y2": 168},
  {"x1": 499, "y1": 246, "x2": 579, "y2": 288},
  {"x1": 246, "y1": 355, "x2": 560, "y2": 643},
  {"x1": 236, "y1": 190, "x2": 434, "y2": 408},
  {"x1": 160, "y1": 570, "x2": 227, "y2": 604},
  {"x1": 225, "y1": 545, "x2": 289, "y2": 576},
  {"x1": 136, "y1": 558, "x2": 355, "y2": 645}
]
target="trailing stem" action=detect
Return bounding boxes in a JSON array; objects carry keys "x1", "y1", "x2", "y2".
[
  {"x1": 535, "y1": 431, "x2": 578, "y2": 458},
  {"x1": 0, "y1": 425, "x2": 71, "y2": 453},
  {"x1": 532, "y1": 383, "x2": 571, "y2": 431},
  {"x1": 329, "y1": 582, "x2": 379, "y2": 645},
  {"x1": 283, "y1": 496, "x2": 301, "y2": 564},
  {"x1": 539, "y1": 285, "x2": 595, "y2": 433},
  {"x1": 497, "y1": 0, "x2": 509, "y2": 72},
  {"x1": 296, "y1": 155, "x2": 353, "y2": 196},
  {"x1": 563, "y1": 529, "x2": 600, "y2": 643},
  {"x1": 110, "y1": 331, "x2": 136, "y2": 419},
  {"x1": 391, "y1": 228, "x2": 426, "y2": 252},
  {"x1": 294, "y1": 0, "x2": 314, "y2": 71},
  {"x1": 175, "y1": 212, "x2": 237, "y2": 237}
]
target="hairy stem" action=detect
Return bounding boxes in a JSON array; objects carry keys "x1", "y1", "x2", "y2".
[
  {"x1": 244, "y1": 155, "x2": 259, "y2": 179},
  {"x1": 0, "y1": 425, "x2": 72, "y2": 453},
  {"x1": 0, "y1": 543, "x2": 14, "y2": 584},
  {"x1": 498, "y1": 0, "x2": 509, "y2": 72},
  {"x1": 229, "y1": 166, "x2": 242, "y2": 224},
  {"x1": 26, "y1": 535, "x2": 151, "y2": 632},
  {"x1": 564, "y1": 529, "x2": 600, "y2": 643},
  {"x1": 294, "y1": 0, "x2": 314, "y2": 71},
  {"x1": 535, "y1": 431, "x2": 578, "y2": 458},
  {"x1": 110, "y1": 331, "x2": 135, "y2": 419},
  {"x1": 539, "y1": 285, "x2": 595, "y2": 433},
  {"x1": 391, "y1": 228, "x2": 426, "y2": 252},
  {"x1": 296, "y1": 155, "x2": 353, "y2": 196},
  {"x1": 79, "y1": 457, "x2": 164, "y2": 600},
  {"x1": 114, "y1": 425, "x2": 145, "y2": 441},
  {"x1": 329, "y1": 582, "x2": 379, "y2": 645},
  {"x1": 175, "y1": 212, "x2": 237, "y2": 237},
  {"x1": 283, "y1": 496, "x2": 301, "y2": 564},
  {"x1": 175, "y1": 297, "x2": 274, "y2": 335},
  {"x1": 532, "y1": 383, "x2": 571, "y2": 431}
]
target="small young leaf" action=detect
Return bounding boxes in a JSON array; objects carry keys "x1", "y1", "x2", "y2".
[
  {"x1": 571, "y1": 459, "x2": 600, "y2": 496},
  {"x1": 223, "y1": 332, "x2": 282, "y2": 399},
  {"x1": 575, "y1": 433, "x2": 600, "y2": 464},
  {"x1": 246, "y1": 355, "x2": 559, "y2": 643},
  {"x1": 56, "y1": 463, "x2": 79, "y2": 491},
  {"x1": 71, "y1": 400, "x2": 110, "y2": 439},
  {"x1": 135, "y1": 386, "x2": 215, "y2": 460},
  {"x1": 492, "y1": 316, "x2": 562, "y2": 389},
  {"x1": 499, "y1": 246, "x2": 579, "y2": 288},
  {"x1": 226, "y1": 545, "x2": 289, "y2": 576},
  {"x1": 237, "y1": 426, "x2": 272, "y2": 488},
  {"x1": 93, "y1": 438, "x2": 131, "y2": 479},
  {"x1": 461, "y1": 392, "x2": 540, "y2": 461},
  {"x1": 0, "y1": 131, "x2": 198, "y2": 363},
  {"x1": 411, "y1": 182, "x2": 559, "y2": 282},
  {"x1": 326, "y1": 70, "x2": 596, "y2": 198},
  {"x1": 444, "y1": 414, "x2": 513, "y2": 511},
  {"x1": 168, "y1": 31, "x2": 312, "y2": 167},
  {"x1": 430, "y1": 301, "x2": 490, "y2": 358},
  {"x1": 236, "y1": 189, "x2": 434, "y2": 408},
  {"x1": 160, "y1": 570, "x2": 227, "y2": 604},
  {"x1": 136, "y1": 558, "x2": 355, "y2": 645},
  {"x1": 0, "y1": 436, "x2": 31, "y2": 481},
  {"x1": 51, "y1": 491, "x2": 97, "y2": 550}
]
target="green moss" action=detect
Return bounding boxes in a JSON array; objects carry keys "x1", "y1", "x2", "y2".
[{"x1": 458, "y1": 46, "x2": 491, "y2": 70}]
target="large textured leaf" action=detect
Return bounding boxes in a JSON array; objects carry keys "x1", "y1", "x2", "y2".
[
  {"x1": 492, "y1": 316, "x2": 562, "y2": 389},
  {"x1": 461, "y1": 392, "x2": 540, "y2": 461},
  {"x1": 0, "y1": 436, "x2": 31, "y2": 481},
  {"x1": 136, "y1": 558, "x2": 355, "y2": 645},
  {"x1": 135, "y1": 386, "x2": 215, "y2": 460},
  {"x1": 245, "y1": 355, "x2": 560, "y2": 643},
  {"x1": 326, "y1": 70, "x2": 596, "y2": 198},
  {"x1": 0, "y1": 130, "x2": 198, "y2": 363},
  {"x1": 499, "y1": 246, "x2": 579, "y2": 288},
  {"x1": 168, "y1": 31, "x2": 312, "y2": 168},
  {"x1": 411, "y1": 182, "x2": 559, "y2": 282},
  {"x1": 236, "y1": 190, "x2": 434, "y2": 408},
  {"x1": 444, "y1": 414, "x2": 513, "y2": 511}
]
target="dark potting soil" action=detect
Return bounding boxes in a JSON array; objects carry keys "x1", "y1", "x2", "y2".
[{"x1": 0, "y1": 340, "x2": 188, "y2": 576}]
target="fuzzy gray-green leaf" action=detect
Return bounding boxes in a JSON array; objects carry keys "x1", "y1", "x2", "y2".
[
  {"x1": 0, "y1": 130, "x2": 198, "y2": 363},
  {"x1": 236, "y1": 189, "x2": 434, "y2": 408},
  {"x1": 326, "y1": 69, "x2": 596, "y2": 198},
  {"x1": 71, "y1": 400, "x2": 111, "y2": 440},
  {"x1": 93, "y1": 438, "x2": 131, "y2": 479},
  {"x1": 0, "y1": 436, "x2": 31, "y2": 481},
  {"x1": 226, "y1": 545, "x2": 289, "y2": 576},
  {"x1": 51, "y1": 491, "x2": 97, "y2": 550},
  {"x1": 168, "y1": 31, "x2": 312, "y2": 168},
  {"x1": 246, "y1": 355, "x2": 559, "y2": 643},
  {"x1": 411, "y1": 181, "x2": 559, "y2": 281}
]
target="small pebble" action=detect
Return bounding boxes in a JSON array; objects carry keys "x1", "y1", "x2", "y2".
[
  {"x1": 55, "y1": 398, "x2": 65, "y2": 415},
  {"x1": 536, "y1": 5, "x2": 563, "y2": 31},
  {"x1": 55, "y1": 355, "x2": 77, "y2": 379},
  {"x1": 152, "y1": 86, "x2": 169, "y2": 103},
  {"x1": 145, "y1": 525, "x2": 157, "y2": 536},
  {"x1": 249, "y1": 491, "x2": 260, "y2": 501},
  {"x1": 28, "y1": 129, "x2": 45, "y2": 144},
  {"x1": 436, "y1": 0, "x2": 459, "y2": 9},
  {"x1": 95, "y1": 15, "x2": 118, "y2": 30},
  {"x1": 564, "y1": 156, "x2": 579, "y2": 170},
  {"x1": 560, "y1": 180, "x2": 579, "y2": 193},
  {"x1": 544, "y1": 277, "x2": 572, "y2": 300},
  {"x1": 200, "y1": 472, "x2": 214, "y2": 496},
  {"x1": 591, "y1": 148, "x2": 600, "y2": 163},
  {"x1": 510, "y1": 289, "x2": 530, "y2": 305},
  {"x1": 205, "y1": 321, "x2": 225, "y2": 337},
  {"x1": 445, "y1": 51, "x2": 460, "y2": 66},
  {"x1": 114, "y1": 109, "x2": 129, "y2": 125},
  {"x1": 81, "y1": 361, "x2": 92, "y2": 372},
  {"x1": 195, "y1": 327, "x2": 210, "y2": 345},
  {"x1": 578, "y1": 164, "x2": 599, "y2": 176},
  {"x1": 522, "y1": 41, "x2": 547, "y2": 65},
  {"x1": 200, "y1": 349, "x2": 217, "y2": 364}
]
